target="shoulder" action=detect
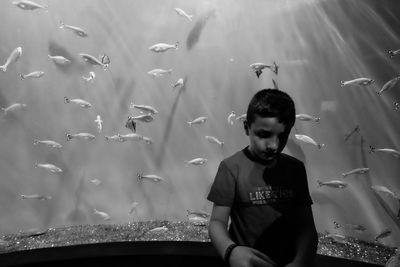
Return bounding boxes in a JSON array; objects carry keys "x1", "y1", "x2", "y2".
[
  {"x1": 222, "y1": 149, "x2": 247, "y2": 167},
  {"x1": 279, "y1": 153, "x2": 305, "y2": 168}
]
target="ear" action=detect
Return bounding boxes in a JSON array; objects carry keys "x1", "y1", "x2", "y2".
[{"x1": 243, "y1": 120, "x2": 249, "y2": 136}]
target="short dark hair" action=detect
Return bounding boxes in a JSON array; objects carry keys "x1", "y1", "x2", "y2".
[{"x1": 246, "y1": 89, "x2": 295, "y2": 128}]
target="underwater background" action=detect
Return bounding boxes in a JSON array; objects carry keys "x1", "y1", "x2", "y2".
[{"x1": 0, "y1": 0, "x2": 399, "y2": 252}]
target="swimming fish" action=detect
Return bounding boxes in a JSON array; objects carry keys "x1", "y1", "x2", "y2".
[
  {"x1": 388, "y1": 48, "x2": 400, "y2": 58},
  {"x1": 0, "y1": 47, "x2": 22, "y2": 72},
  {"x1": 371, "y1": 185, "x2": 400, "y2": 200},
  {"x1": 118, "y1": 133, "x2": 143, "y2": 142},
  {"x1": 187, "y1": 209, "x2": 210, "y2": 218},
  {"x1": 12, "y1": 0, "x2": 47, "y2": 10},
  {"x1": 148, "y1": 226, "x2": 168, "y2": 233},
  {"x1": 375, "y1": 229, "x2": 392, "y2": 242},
  {"x1": 142, "y1": 136, "x2": 153, "y2": 144},
  {"x1": 250, "y1": 61, "x2": 278, "y2": 78},
  {"x1": 187, "y1": 116, "x2": 207, "y2": 126},
  {"x1": 34, "y1": 162, "x2": 63, "y2": 173},
  {"x1": 137, "y1": 173, "x2": 164, "y2": 182},
  {"x1": 317, "y1": 180, "x2": 347, "y2": 189},
  {"x1": 378, "y1": 76, "x2": 400, "y2": 96},
  {"x1": 147, "y1": 68, "x2": 172, "y2": 77},
  {"x1": 236, "y1": 113, "x2": 247, "y2": 122},
  {"x1": 82, "y1": 71, "x2": 95, "y2": 82},
  {"x1": 129, "y1": 114, "x2": 154, "y2": 123},
  {"x1": 21, "y1": 194, "x2": 52, "y2": 200},
  {"x1": 333, "y1": 221, "x2": 366, "y2": 232},
  {"x1": 296, "y1": 114, "x2": 320, "y2": 123},
  {"x1": 94, "y1": 115, "x2": 102, "y2": 133},
  {"x1": 344, "y1": 125, "x2": 360, "y2": 142},
  {"x1": 66, "y1": 132, "x2": 96, "y2": 141},
  {"x1": 227, "y1": 111, "x2": 236, "y2": 125},
  {"x1": 171, "y1": 78, "x2": 184, "y2": 89},
  {"x1": 323, "y1": 233, "x2": 350, "y2": 245},
  {"x1": 129, "y1": 201, "x2": 139, "y2": 215},
  {"x1": 149, "y1": 42, "x2": 179, "y2": 53},
  {"x1": 184, "y1": 158, "x2": 208, "y2": 166},
  {"x1": 94, "y1": 208, "x2": 110, "y2": 221},
  {"x1": 33, "y1": 139, "x2": 62, "y2": 149},
  {"x1": 79, "y1": 53, "x2": 108, "y2": 70},
  {"x1": 295, "y1": 134, "x2": 325, "y2": 149},
  {"x1": 369, "y1": 145, "x2": 400, "y2": 158},
  {"x1": 1, "y1": 103, "x2": 27, "y2": 116},
  {"x1": 205, "y1": 136, "x2": 224, "y2": 147},
  {"x1": 20, "y1": 71, "x2": 44, "y2": 80},
  {"x1": 104, "y1": 134, "x2": 126, "y2": 142},
  {"x1": 130, "y1": 102, "x2": 158, "y2": 115},
  {"x1": 175, "y1": 8, "x2": 193, "y2": 21},
  {"x1": 89, "y1": 178, "x2": 102, "y2": 186},
  {"x1": 342, "y1": 167, "x2": 369, "y2": 178},
  {"x1": 187, "y1": 214, "x2": 208, "y2": 226},
  {"x1": 59, "y1": 21, "x2": 88, "y2": 37},
  {"x1": 125, "y1": 117, "x2": 137, "y2": 132},
  {"x1": 48, "y1": 55, "x2": 71, "y2": 65},
  {"x1": 64, "y1": 97, "x2": 92, "y2": 108},
  {"x1": 340, "y1": 78, "x2": 374, "y2": 87}
]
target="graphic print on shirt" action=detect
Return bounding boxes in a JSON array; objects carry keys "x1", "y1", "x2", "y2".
[{"x1": 249, "y1": 185, "x2": 294, "y2": 205}]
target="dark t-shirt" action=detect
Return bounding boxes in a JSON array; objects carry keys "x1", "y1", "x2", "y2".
[{"x1": 207, "y1": 147, "x2": 313, "y2": 265}]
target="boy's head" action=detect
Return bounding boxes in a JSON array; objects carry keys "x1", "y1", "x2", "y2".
[{"x1": 244, "y1": 89, "x2": 296, "y2": 165}]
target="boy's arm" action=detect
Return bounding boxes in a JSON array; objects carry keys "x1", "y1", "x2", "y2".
[{"x1": 288, "y1": 206, "x2": 318, "y2": 267}]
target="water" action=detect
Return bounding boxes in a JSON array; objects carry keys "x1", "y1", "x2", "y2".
[{"x1": 0, "y1": 0, "x2": 399, "y2": 253}]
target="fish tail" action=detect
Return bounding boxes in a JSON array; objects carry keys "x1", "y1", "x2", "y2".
[
  {"x1": 187, "y1": 122, "x2": 192, "y2": 127},
  {"x1": 0, "y1": 65, "x2": 6, "y2": 72},
  {"x1": 316, "y1": 180, "x2": 323, "y2": 187},
  {"x1": 220, "y1": 142, "x2": 224, "y2": 147},
  {"x1": 59, "y1": 20, "x2": 65, "y2": 28},
  {"x1": 315, "y1": 118, "x2": 321, "y2": 123},
  {"x1": 104, "y1": 136, "x2": 109, "y2": 141},
  {"x1": 188, "y1": 15, "x2": 193, "y2": 21},
  {"x1": 137, "y1": 172, "x2": 142, "y2": 181},
  {"x1": 66, "y1": 133, "x2": 72, "y2": 141},
  {"x1": 318, "y1": 143, "x2": 325, "y2": 149},
  {"x1": 175, "y1": 41, "x2": 179, "y2": 49},
  {"x1": 167, "y1": 69, "x2": 173, "y2": 74},
  {"x1": 47, "y1": 55, "x2": 52, "y2": 60},
  {"x1": 64, "y1": 97, "x2": 70, "y2": 103},
  {"x1": 33, "y1": 162, "x2": 38, "y2": 168},
  {"x1": 33, "y1": 139, "x2": 39, "y2": 145},
  {"x1": 340, "y1": 81, "x2": 344, "y2": 87},
  {"x1": 333, "y1": 221, "x2": 340, "y2": 229},
  {"x1": 341, "y1": 173, "x2": 347, "y2": 178},
  {"x1": 19, "y1": 73, "x2": 25, "y2": 80},
  {"x1": 388, "y1": 50, "x2": 394, "y2": 58},
  {"x1": 369, "y1": 145, "x2": 375, "y2": 154}
]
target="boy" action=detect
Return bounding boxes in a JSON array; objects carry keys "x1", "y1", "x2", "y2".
[{"x1": 207, "y1": 89, "x2": 318, "y2": 267}]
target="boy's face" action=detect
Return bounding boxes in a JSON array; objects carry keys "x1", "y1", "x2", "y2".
[{"x1": 245, "y1": 115, "x2": 291, "y2": 165}]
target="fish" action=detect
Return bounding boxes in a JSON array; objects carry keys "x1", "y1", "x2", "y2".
[
  {"x1": 369, "y1": 145, "x2": 400, "y2": 158},
  {"x1": 333, "y1": 221, "x2": 366, "y2": 232},
  {"x1": 147, "y1": 68, "x2": 172, "y2": 77},
  {"x1": 205, "y1": 136, "x2": 224, "y2": 147},
  {"x1": 344, "y1": 125, "x2": 360, "y2": 142},
  {"x1": 34, "y1": 162, "x2": 63, "y2": 173},
  {"x1": 82, "y1": 71, "x2": 95, "y2": 82},
  {"x1": 184, "y1": 158, "x2": 208, "y2": 165},
  {"x1": 12, "y1": 0, "x2": 48, "y2": 10},
  {"x1": 20, "y1": 194, "x2": 52, "y2": 200},
  {"x1": 175, "y1": 8, "x2": 193, "y2": 21},
  {"x1": 295, "y1": 134, "x2": 325, "y2": 149},
  {"x1": 129, "y1": 114, "x2": 154, "y2": 123},
  {"x1": 118, "y1": 133, "x2": 143, "y2": 142},
  {"x1": 371, "y1": 185, "x2": 400, "y2": 200},
  {"x1": 296, "y1": 114, "x2": 320, "y2": 123},
  {"x1": 104, "y1": 134, "x2": 126, "y2": 142},
  {"x1": 137, "y1": 173, "x2": 164, "y2": 182},
  {"x1": 48, "y1": 55, "x2": 71, "y2": 65},
  {"x1": 148, "y1": 226, "x2": 168, "y2": 233},
  {"x1": 1, "y1": 103, "x2": 27, "y2": 116},
  {"x1": 171, "y1": 78, "x2": 184, "y2": 89},
  {"x1": 125, "y1": 117, "x2": 137, "y2": 133},
  {"x1": 378, "y1": 76, "x2": 400, "y2": 96},
  {"x1": 79, "y1": 53, "x2": 108, "y2": 70},
  {"x1": 227, "y1": 111, "x2": 236, "y2": 125},
  {"x1": 187, "y1": 209, "x2": 210, "y2": 218},
  {"x1": 66, "y1": 132, "x2": 96, "y2": 141},
  {"x1": 340, "y1": 78, "x2": 374, "y2": 87},
  {"x1": 375, "y1": 229, "x2": 392, "y2": 242},
  {"x1": 236, "y1": 113, "x2": 247, "y2": 122},
  {"x1": 20, "y1": 71, "x2": 44, "y2": 80},
  {"x1": 342, "y1": 167, "x2": 369, "y2": 178},
  {"x1": 129, "y1": 201, "x2": 139, "y2": 215},
  {"x1": 187, "y1": 116, "x2": 207, "y2": 126},
  {"x1": 250, "y1": 61, "x2": 278, "y2": 78},
  {"x1": 187, "y1": 214, "x2": 208, "y2": 226},
  {"x1": 94, "y1": 115, "x2": 103, "y2": 133},
  {"x1": 142, "y1": 136, "x2": 153, "y2": 145},
  {"x1": 0, "y1": 47, "x2": 22, "y2": 72},
  {"x1": 388, "y1": 48, "x2": 400, "y2": 58},
  {"x1": 323, "y1": 232, "x2": 351, "y2": 245},
  {"x1": 149, "y1": 42, "x2": 179, "y2": 53},
  {"x1": 94, "y1": 208, "x2": 110, "y2": 221},
  {"x1": 89, "y1": 178, "x2": 102, "y2": 186},
  {"x1": 317, "y1": 180, "x2": 347, "y2": 189},
  {"x1": 59, "y1": 21, "x2": 88, "y2": 37},
  {"x1": 129, "y1": 102, "x2": 158, "y2": 115},
  {"x1": 64, "y1": 97, "x2": 92, "y2": 108},
  {"x1": 33, "y1": 139, "x2": 62, "y2": 149}
]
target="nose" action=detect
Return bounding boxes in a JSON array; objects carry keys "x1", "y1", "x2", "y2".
[{"x1": 266, "y1": 136, "x2": 279, "y2": 151}]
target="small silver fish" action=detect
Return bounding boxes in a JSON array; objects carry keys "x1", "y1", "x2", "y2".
[
  {"x1": 12, "y1": 0, "x2": 48, "y2": 10},
  {"x1": 79, "y1": 53, "x2": 108, "y2": 70},
  {"x1": 184, "y1": 158, "x2": 208, "y2": 166},
  {"x1": 333, "y1": 221, "x2": 366, "y2": 232},
  {"x1": 33, "y1": 139, "x2": 62, "y2": 149},
  {"x1": 369, "y1": 145, "x2": 400, "y2": 158},
  {"x1": 105, "y1": 134, "x2": 126, "y2": 142},
  {"x1": 130, "y1": 102, "x2": 158, "y2": 115},
  {"x1": 371, "y1": 185, "x2": 400, "y2": 200},
  {"x1": 94, "y1": 115, "x2": 102, "y2": 133},
  {"x1": 148, "y1": 226, "x2": 168, "y2": 233},
  {"x1": 375, "y1": 228, "x2": 392, "y2": 242},
  {"x1": 0, "y1": 47, "x2": 22, "y2": 72},
  {"x1": 20, "y1": 71, "x2": 44, "y2": 80},
  {"x1": 171, "y1": 78, "x2": 184, "y2": 89},
  {"x1": 64, "y1": 97, "x2": 92, "y2": 108},
  {"x1": 125, "y1": 116, "x2": 137, "y2": 132},
  {"x1": 323, "y1": 233, "x2": 351, "y2": 245},
  {"x1": 149, "y1": 42, "x2": 178, "y2": 53},
  {"x1": 187, "y1": 214, "x2": 208, "y2": 226},
  {"x1": 34, "y1": 162, "x2": 63, "y2": 173},
  {"x1": 295, "y1": 134, "x2": 325, "y2": 149},
  {"x1": 59, "y1": 21, "x2": 88, "y2": 37},
  {"x1": 1, "y1": 103, "x2": 27, "y2": 116},
  {"x1": 378, "y1": 76, "x2": 400, "y2": 96},
  {"x1": 129, "y1": 114, "x2": 154, "y2": 123},
  {"x1": 388, "y1": 48, "x2": 400, "y2": 58},
  {"x1": 66, "y1": 132, "x2": 96, "y2": 141},
  {"x1": 137, "y1": 173, "x2": 164, "y2": 182},
  {"x1": 21, "y1": 194, "x2": 52, "y2": 200},
  {"x1": 344, "y1": 125, "x2": 360, "y2": 142},
  {"x1": 187, "y1": 116, "x2": 207, "y2": 126},
  {"x1": 205, "y1": 136, "x2": 224, "y2": 147},
  {"x1": 317, "y1": 180, "x2": 347, "y2": 189},
  {"x1": 48, "y1": 55, "x2": 70, "y2": 65},
  {"x1": 147, "y1": 68, "x2": 172, "y2": 77},
  {"x1": 227, "y1": 111, "x2": 236, "y2": 125},
  {"x1": 187, "y1": 209, "x2": 210, "y2": 218},
  {"x1": 250, "y1": 61, "x2": 278, "y2": 78},
  {"x1": 175, "y1": 8, "x2": 193, "y2": 21},
  {"x1": 82, "y1": 71, "x2": 95, "y2": 82},
  {"x1": 118, "y1": 133, "x2": 143, "y2": 142},
  {"x1": 94, "y1": 208, "x2": 111, "y2": 221},
  {"x1": 342, "y1": 167, "x2": 369, "y2": 178},
  {"x1": 142, "y1": 136, "x2": 153, "y2": 145},
  {"x1": 340, "y1": 78, "x2": 374, "y2": 87},
  {"x1": 129, "y1": 201, "x2": 139, "y2": 215},
  {"x1": 89, "y1": 179, "x2": 102, "y2": 186},
  {"x1": 296, "y1": 114, "x2": 320, "y2": 123}
]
